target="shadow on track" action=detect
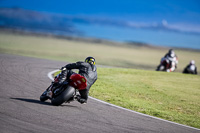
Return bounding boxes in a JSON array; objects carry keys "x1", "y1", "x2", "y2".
[
  {"x1": 10, "y1": 97, "x2": 79, "y2": 108},
  {"x1": 10, "y1": 97, "x2": 52, "y2": 106}
]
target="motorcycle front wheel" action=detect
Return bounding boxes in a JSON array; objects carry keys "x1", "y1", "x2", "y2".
[
  {"x1": 40, "y1": 91, "x2": 49, "y2": 102},
  {"x1": 156, "y1": 65, "x2": 165, "y2": 71},
  {"x1": 40, "y1": 84, "x2": 53, "y2": 102}
]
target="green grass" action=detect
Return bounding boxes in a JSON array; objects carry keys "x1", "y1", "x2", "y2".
[
  {"x1": 54, "y1": 66, "x2": 200, "y2": 128},
  {"x1": 1, "y1": 31, "x2": 200, "y2": 128},
  {"x1": 89, "y1": 68, "x2": 200, "y2": 128}
]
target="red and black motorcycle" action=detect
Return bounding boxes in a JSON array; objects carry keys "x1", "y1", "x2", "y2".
[
  {"x1": 40, "y1": 69, "x2": 87, "y2": 106},
  {"x1": 156, "y1": 58, "x2": 172, "y2": 71}
]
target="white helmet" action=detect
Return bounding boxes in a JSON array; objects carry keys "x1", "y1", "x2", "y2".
[
  {"x1": 169, "y1": 51, "x2": 175, "y2": 58},
  {"x1": 168, "y1": 49, "x2": 175, "y2": 58},
  {"x1": 190, "y1": 60, "x2": 195, "y2": 65}
]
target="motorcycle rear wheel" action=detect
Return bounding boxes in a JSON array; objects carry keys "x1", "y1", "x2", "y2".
[{"x1": 51, "y1": 85, "x2": 75, "y2": 106}]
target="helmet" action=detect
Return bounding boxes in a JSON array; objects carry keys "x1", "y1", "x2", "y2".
[
  {"x1": 169, "y1": 51, "x2": 175, "y2": 58},
  {"x1": 85, "y1": 56, "x2": 96, "y2": 65},
  {"x1": 168, "y1": 49, "x2": 175, "y2": 58},
  {"x1": 190, "y1": 60, "x2": 195, "y2": 65},
  {"x1": 168, "y1": 49, "x2": 174, "y2": 53}
]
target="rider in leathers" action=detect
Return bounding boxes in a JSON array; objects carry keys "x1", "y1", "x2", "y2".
[
  {"x1": 58, "y1": 57, "x2": 97, "y2": 104},
  {"x1": 160, "y1": 49, "x2": 178, "y2": 72},
  {"x1": 183, "y1": 60, "x2": 198, "y2": 75}
]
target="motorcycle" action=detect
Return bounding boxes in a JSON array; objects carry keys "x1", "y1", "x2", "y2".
[
  {"x1": 183, "y1": 65, "x2": 196, "y2": 74},
  {"x1": 40, "y1": 68, "x2": 87, "y2": 106},
  {"x1": 156, "y1": 57, "x2": 172, "y2": 71}
]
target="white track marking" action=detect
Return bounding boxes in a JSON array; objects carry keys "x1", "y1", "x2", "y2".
[
  {"x1": 47, "y1": 70, "x2": 200, "y2": 131},
  {"x1": 47, "y1": 69, "x2": 60, "y2": 81}
]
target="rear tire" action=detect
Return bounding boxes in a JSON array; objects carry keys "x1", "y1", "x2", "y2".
[{"x1": 51, "y1": 86, "x2": 75, "y2": 106}]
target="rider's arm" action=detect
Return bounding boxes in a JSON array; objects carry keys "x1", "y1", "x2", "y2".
[{"x1": 64, "y1": 62, "x2": 82, "y2": 70}]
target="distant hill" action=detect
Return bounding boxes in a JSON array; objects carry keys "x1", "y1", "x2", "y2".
[{"x1": 1, "y1": 8, "x2": 200, "y2": 37}]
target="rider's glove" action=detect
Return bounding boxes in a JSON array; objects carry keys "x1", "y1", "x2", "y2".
[{"x1": 60, "y1": 67, "x2": 67, "y2": 71}]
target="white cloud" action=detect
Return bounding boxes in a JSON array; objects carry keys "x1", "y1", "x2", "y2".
[{"x1": 162, "y1": 19, "x2": 168, "y2": 26}]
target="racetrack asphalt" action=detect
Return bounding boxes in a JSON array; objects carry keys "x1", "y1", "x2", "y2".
[{"x1": 0, "y1": 53, "x2": 199, "y2": 133}]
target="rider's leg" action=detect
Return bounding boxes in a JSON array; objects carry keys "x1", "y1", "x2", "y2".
[{"x1": 77, "y1": 88, "x2": 89, "y2": 104}]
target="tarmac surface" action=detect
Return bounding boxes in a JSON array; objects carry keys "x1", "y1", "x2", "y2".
[{"x1": 0, "y1": 54, "x2": 199, "y2": 133}]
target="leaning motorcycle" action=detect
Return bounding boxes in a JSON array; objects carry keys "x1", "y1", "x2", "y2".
[
  {"x1": 40, "y1": 69, "x2": 87, "y2": 106},
  {"x1": 156, "y1": 58, "x2": 172, "y2": 71}
]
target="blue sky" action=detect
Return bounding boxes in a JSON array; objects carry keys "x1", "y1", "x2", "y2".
[
  {"x1": 0, "y1": 0, "x2": 200, "y2": 49},
  {"x1": 0, "y1": 0, "x2": 200, "y2": 25}
]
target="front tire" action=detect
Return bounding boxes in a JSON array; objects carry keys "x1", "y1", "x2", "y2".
[
  {"x1": 156, "y1": 65, "x2": 165, "y2": 71},
  {"x1": 40, "y1": 94, "x2": 49, "y2": 102},
  {"x1": 51, "y1": 85, "x2": 75, "y2": 106},
  {"x1": 40, "y1": 84, "x2": 53, "y2": 102}
]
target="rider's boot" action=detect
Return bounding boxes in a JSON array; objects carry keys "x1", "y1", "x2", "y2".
[{"x1": 76, "y1": 95, "x2": 87, "y2": 104}]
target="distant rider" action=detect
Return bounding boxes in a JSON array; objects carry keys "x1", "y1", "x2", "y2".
[
  {"x1": 56, "y1": 56, "x2": 97, "y2": 104},
  {"x1": 183, "y1": 60, "x2": 197, "y2": 75},
  {"x1": 157, "y1": 49, "x2": 178, "y2": 72}
]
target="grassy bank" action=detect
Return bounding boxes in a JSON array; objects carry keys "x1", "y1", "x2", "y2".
[
  {"x1": 1, "y1": 31, "x2": 200, "y2": 128},
  {"x1": 92, "y1": 68, "x2": 200, "y2": 128}
]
